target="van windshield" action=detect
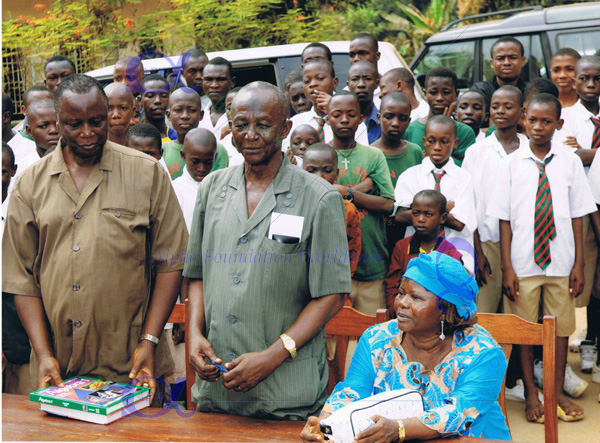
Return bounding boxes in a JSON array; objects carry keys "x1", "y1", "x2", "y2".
[{"x1": 412, "y1": 40, "x2": 475, "y2": 89}]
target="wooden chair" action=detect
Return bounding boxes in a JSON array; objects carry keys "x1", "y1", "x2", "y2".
[
  {"x1": 477, "y1": 313, "x2": 557, "y2": 443},
  {"x1": 166, "y1": 301, "x2": 196, "y2": 411},
  {"x1": 325, "y1": 298, "x2": 389, "y2": 394}
]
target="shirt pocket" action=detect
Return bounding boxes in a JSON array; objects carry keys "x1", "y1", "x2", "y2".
[{"x1": 99, "y1": 207, "x2": 148, "y2": 266}]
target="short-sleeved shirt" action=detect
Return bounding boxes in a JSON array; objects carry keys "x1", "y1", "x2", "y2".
[
  {"x1": 323, "y1": 321, "x2": 511, "y2": 440},
  {"x1": 197, "y1": 106, "x2": 229, "y2": 141},
  {"x1": 488, "y1": 143, "x2": 597, "y2": 278},
  {"x1": 334, "y1": 144, "x2": 395, "y2": 282},
  {"x1": 183, "y1": 155, "x2": 352, "y2": 419},
  {"x1": 462, "y1": 131, "x2": 529, "y2": 243},
  {"x1": 2, "y1": 140, "x2": 189, "y2": 384},
  {"x1": 404, "y1": 119, "x2": 476, "y2": 166},
  {"x1": 163, "y1": 141, "x2": 229, "y2": 180},
  {"x1": 588, "y1": 151, "x2": 600, "y2": 205},
  {"x1": 560, "y1": 100, "x2": 600, "y2": 173}
]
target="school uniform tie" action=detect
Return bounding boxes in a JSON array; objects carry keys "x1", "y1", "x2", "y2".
[
  {"x1": 591, "y1": 117, "x2": 600, "y2": 150},
  {"x1": 533, "y1": 155, "x2": 556, "y2": 270},
  {"x1": 315, "y1": 116, "x2": 326, "y2": 143},
  {"x1": 432, "y1": 170, "x2": 446, "y2": 191}
]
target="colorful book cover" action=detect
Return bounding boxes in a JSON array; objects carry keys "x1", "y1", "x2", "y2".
[{"x1": 30, "y1": 377, "x2": 150, "y2": 415}]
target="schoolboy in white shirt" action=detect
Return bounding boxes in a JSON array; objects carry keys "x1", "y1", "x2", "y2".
[{"x1": 489, "y1": 93, "x2": 596, "y2": 423}]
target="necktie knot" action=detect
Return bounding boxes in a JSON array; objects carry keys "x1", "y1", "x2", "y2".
[{"x1": 432, "y1": 170, "x2": 446, "y2": 191}]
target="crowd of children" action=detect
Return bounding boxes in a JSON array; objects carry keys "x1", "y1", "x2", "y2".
[{"x1": 2, "y1": 33, "x2": 600, "y2": 426}]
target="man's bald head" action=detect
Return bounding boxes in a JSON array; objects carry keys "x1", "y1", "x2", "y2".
[
  {"x1": 233, "y1": 81, "x2": 290, "y2": 122},
  {"x1": 348, "y1": 60, "x2": 378, "y2": 77}
]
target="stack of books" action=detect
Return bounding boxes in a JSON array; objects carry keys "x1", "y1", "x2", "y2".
[{"x1": 30, "y1": 377, "x2": 151, "y2": 424}]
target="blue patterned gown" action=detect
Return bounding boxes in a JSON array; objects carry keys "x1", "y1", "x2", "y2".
[{"x1": 323, "y1": 320, "x2": 511, "y2": 440}]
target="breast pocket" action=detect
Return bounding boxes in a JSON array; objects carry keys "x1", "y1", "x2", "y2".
[{"x1": 100, "y1": 207, "x2": 148, "y2": 266}]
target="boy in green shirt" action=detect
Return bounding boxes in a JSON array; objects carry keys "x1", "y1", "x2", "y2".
[
  {"x1": 404, "y1": 67, "x2": 476, "y2": 166},
  {"x1": 328, "y1": 92, "x2": 395, "y2": 315}
]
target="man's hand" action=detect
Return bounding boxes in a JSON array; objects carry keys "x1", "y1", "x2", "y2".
[
  {"x1": 221, "y1": 350, "x2": 278, "y2": 392},
  {"x1": 502, "y1": 267, "x2": 519, "y2": 302},
  {"x1": 569, "y1": 264, "x2": 585, "y2": 298},
  {"x1": 443, "y1": 102, "x2": 456, "y2": 117},
  {"x1": 475, "y1": 249, "x2": 492, "y2": 287},
  {"x1": 37, "y1": 355, "x2": 64, "y2": 389},
  {"x1": 300, "y1": 416, "x2": 325, "y2": 442},
  {"x1": 189, "y1": 334, "x2": 222, "y2": 382},
  {"x1": 354, "y1": 415, "x2": 399, "y2": 443},
  {"x1": 129, "y1": 341, "x2": 157, "y2": 402}
]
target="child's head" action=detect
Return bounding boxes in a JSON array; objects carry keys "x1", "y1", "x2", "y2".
[
  {"x1": 411, "y1": 189, "x2": 447, "y2": 238},
  {"x1": 105, "y1": 82, "x2": 134, "y2": 140},
  {"x1": 456, "y1": 90, "x2": 487, "y2": 133},
  {"x1": 202, "y1": 57, "x2": 235, "y2": 106},
  {"x1": 424, "y1": 67, "x2": 458, "y2": 115},
  {"x1": 302, "y1": 142, "x2": 338, "y2": 185},
  {"x1": 113, "y1": 56, "x2": 145, "y2": 93},
  {"x1": 349, "y1": 33, "x2": 380, "y2": 66},
  {"x1": 525, "y1": 93, "x2": 563, "y2": 146},
  {"x1": 25, "y1": 99, "x2": 59, "y2": 155},
  {"x1": 2, "y1": 143, "x2": 16, "y2": 199},
  {"x1": 379, "y1": 68, "x2": 415, "y2": 99},
  {"x1": 288, "y1": 80, "x2": 311, "y2": 115},
  {"x1": 131, "y1": 98, "x2": 142, "y2": 126},
  {"x1": 550, "y1": 48, "x2": 581, "y2": 94},
  {"x1": 126, "y1": 123, "x2": 163, "y2": 160},
  {"x1": 489, "y1": 36, "x2": 526, "y2": 84},
  {"x1": 574, "y1": 55, "x2": 600, "y2": 105},
  {"x1": 327, "y1": 92, "x2": 361, "y2": 141},
  {"x1": 22, "y1": 86, "x2": 54, "y2": 116},
  {"x1": 2, "y1": 93, "x2": 14, "y2": 134},
  {"x1": 379, "y1": 92, "x2": 411, "y2": 141},
  {"x1": 225, "y1": 87, "x2": 242, "y2": 119},
  {"x1": 301, "y1": 42, "x2": 333, "y2": 65},
  {"x1": 524, "y1": 78, "x2": 559, "y2": 108},
  {"x1": 141, "y1": 74, "x2": 170, "y2": 123},
  {"x1": 423, "y1": 115, "x2": 457, "y2": 168},
  {"x1": 347, "y1": 61, "x2": 379, "y2": 106},
  {"x1": 290, "y1": 125, "x2": 319, "y2": 157},
  {"x1": 167, "y1": 88, "x2": 203, "y2": 141},
  {"x1": 44, "y1": 55, "x2": 76, "y2": 93},
  {"x1": 490, "y1": 86, "x2": 523, "y2": 130},
  {"x1": 181, "y1": 48, "x2": 209, "y2": 92},
  {"x1": 182, "y1": 128, "x2": 217, "y2": 182},
  {"x1": 302, "y1": 60, "x2": 338, "y2": 106}
]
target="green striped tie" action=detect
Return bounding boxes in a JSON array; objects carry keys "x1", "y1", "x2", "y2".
[
  {"x1": 533, "y1": 155, "x2": 556, "y2": 270},
  {"x1": 315, "y1": 116, "x2": 326, "y2": 142}
]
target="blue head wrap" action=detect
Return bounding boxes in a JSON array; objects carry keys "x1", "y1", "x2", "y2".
[{"x1": 403, "y1": 252, "x2": 478, "y2": 319}]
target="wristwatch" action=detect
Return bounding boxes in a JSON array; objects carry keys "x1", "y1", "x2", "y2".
[
  {"x1": 279, "y1": 333, "x2": 297, "y2": 359},
  {"x1": 345, "y1": 186, "x2": 354, "y2": 202}
]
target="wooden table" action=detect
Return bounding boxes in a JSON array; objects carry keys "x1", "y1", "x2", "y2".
[{"x1": 2, "y1": 394, "x2": 514, "y2": 442}]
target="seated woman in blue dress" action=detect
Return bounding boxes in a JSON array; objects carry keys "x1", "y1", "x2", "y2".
[{"x1": 301, "y1": 252, "x2": 511, "y2": 442}]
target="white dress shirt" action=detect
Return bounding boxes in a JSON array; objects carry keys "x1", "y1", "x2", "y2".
[
  {"x1": 410, "y1": 99, "x2": 430, "y2": 121},
  {"x1": 488, "y1": 143, "x2": 596, "y2": 278},
  {"x1": 8, "y1": 131, "x2": 36, "y2": 166},
  {"x1": 588, "y1": 150, "x2": 600, "y2": 205},
  {"x1": 198, "y1": 106, "x2": 229, "y2": 141},
  {"x1": 462, "y1": 132, "x2": 529, "y2": 243},
  {"x1": 172, "y1": 166, "x2": 201, "y2": 232},
  {"x1": 219, "y1": 133, "x2": 244, "y2": 167},
  {"x1": 1, "y1": 192, "x2": 9, "y2": 241},
  {"x1": 559, "y1": 100, "x2": 600, "y2": 172}
]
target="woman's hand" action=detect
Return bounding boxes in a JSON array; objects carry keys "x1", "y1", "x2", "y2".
[
  {"x1": 354, "y1": 415, "x2": 399, "y2": 443},
  {"x1": 300, "y1": 416, "x2": 325, "y2": 442}
]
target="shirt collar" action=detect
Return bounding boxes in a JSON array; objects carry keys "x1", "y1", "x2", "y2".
[
  {"x1": 366, "y1": 105, "x2": 379, "y2": 127},
  {"x1": 229, "y1": 153, "x2": 293, "y2": 194},
  {"x1": 518, "y1": 141, "x2": 564, "y2": 161},
  {"x1": 408, "y1": 234, "x2": 446, "y2": 255},
  {"x1": 420, "y1": 156, "x2": 458, "y2": 175},
  {"x1": 49, "y1": 138, "x2": 113, "y2": 176},
  {"x1": 182, "y1": 165, "x2": 201, "y2": 187},
  {"x1": 573, "y1": 100, "x2": 600, "y2": 119}
]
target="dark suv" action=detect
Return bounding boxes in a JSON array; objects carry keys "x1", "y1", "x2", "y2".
[{"x1": 410, "y1": 2, "x2": 600, "y2": 90}]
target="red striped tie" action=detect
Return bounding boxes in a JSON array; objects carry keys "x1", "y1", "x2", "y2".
[
  {"x1": 433, "y1": 171, "x2": 446, "y2": 191},
  {"x1": 591, "y1": 117, "x2": 600, "y2": 150},
  {"x1": 315, "y1": 116, "x2": 326, "y2": 143},
  {"x1": 533, "y1": 155, "x2": 556, "y2": 270}
]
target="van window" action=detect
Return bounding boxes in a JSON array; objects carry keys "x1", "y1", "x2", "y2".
[
  {"x1": 278, "y1": 54, "x2": 351, "y2": 93},
  {"x1": 232, "y1": 64, "x2": 278, "y2": 88},
  {"x1": 556, "y1": 29, "x2": 600, "y2": 57},
  {"x1": 482, "y1": 34, "x2": 545, "y2": 83},
  {"x1": 412, "y1": 40, "x2": 475, "y2": 89}
]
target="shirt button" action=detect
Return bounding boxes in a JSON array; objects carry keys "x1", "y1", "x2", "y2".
[
  {"x1": 115, "y1": 211, "x2": 121, "y2": 218},
  {"x1": 220, "y1": 192, "x2": 226, "y2": 197},
  {"x1": 233, "y1": 276, "x2": 240, "y2": 284},
  {"x1": 284, "y1": 201, "x2": 291, "y2": 207},
  {"x1": 73, "y1": 283, "x2": 80, "y2": 291},
  {"x1": 72, "y1": 245, "x2": 80, "y2": 252},
  {"x1": 222, "y1": 186, "x2": 227, "y2": 191},
  {"x1": 228, "y1": 352, "x2": 236, "y2": 360},
  {"x1": 74, "y1": 320, "x2": 82, "y2": 328},
  {"x1": 240, "y1": 236, "x2": 248, "y2": 244},
  {"x1": 228, "y1": 315, "x2": 238, "y2": 324},
  {"x1": 74, "y1": 213, "x2": 81, "y2": 219},
  {"x1": 286, "y1": 193, "x2": 292, "y2": 199}
]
